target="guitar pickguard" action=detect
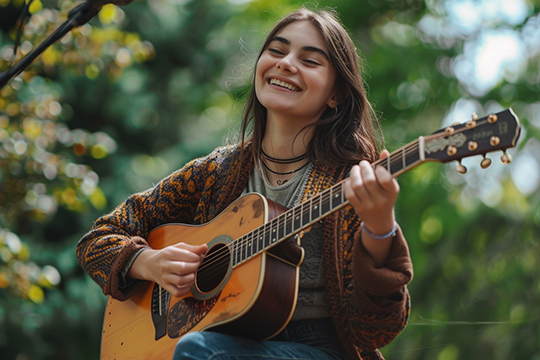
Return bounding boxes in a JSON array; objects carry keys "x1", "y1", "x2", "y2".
[{"x1": 167, "y1": 294, "x2": 220, "y2": 338}]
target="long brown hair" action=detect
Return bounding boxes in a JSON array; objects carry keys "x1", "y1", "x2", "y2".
[{"x1": 238, "y1": 7, "x2": 383, "y2": 170}]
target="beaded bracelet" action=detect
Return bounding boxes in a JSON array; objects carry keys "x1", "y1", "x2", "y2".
[{"x1": 361, "y1": 221, "x2": 398, "y2": 240}]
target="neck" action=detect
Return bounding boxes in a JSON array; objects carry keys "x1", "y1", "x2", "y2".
[
  {"x1": 260, "y1": 113, "x2": 314, "y2": 186},
  {"x1": 262, "y1": 113, "x2": 314, "y2": 159}
]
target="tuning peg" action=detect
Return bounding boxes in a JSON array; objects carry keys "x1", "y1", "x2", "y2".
[
  {"x1": 467, "y1": 113, "x2": 478, "y2": 128},
  {"x1": 490, "y1": 136, "x2": 500, "y2": 146},
  {"x1": 456, "y1": 161, "x2": 467, "y2": 174},
  {"x1": 501, "y1": 151, "x2": 512, "y2": 165},
  {"x1": 480, "y1": 154, "x2": 492, "y2": 169},
  {"x1": 488, "y1": 113, "x2": 498, "y2": 123}
]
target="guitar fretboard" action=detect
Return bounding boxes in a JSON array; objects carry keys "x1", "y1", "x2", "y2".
[
  {"x1": 223, "y1": 108, "x2": 521, "y2": 267},
  {"x1": 229, "y1": 139, "x2": 425, "y2": 267}
]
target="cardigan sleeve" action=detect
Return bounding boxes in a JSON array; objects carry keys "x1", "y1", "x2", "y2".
[
  {"x1": 76, "y1": 148, "x2": 228, "y2": 300},
  {"x1": 344, "y1": 224, "x2": 413, "y2": 351}
]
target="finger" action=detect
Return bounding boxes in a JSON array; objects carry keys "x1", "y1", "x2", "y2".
[
  {"x1": 344, "y1": 165, "x2": 362, "y2": 203},
  {"x1": 168, "y1": 245, "x2": 207, "y2": 262},
  {"x1": 174, "y1": 273, "x2": 197, "y2": 287},
  {"x1": 169, "y1": 259, "x2": 202, "y2": 276},
  {"x1": 175, "y1": 243, "x2": 208, "y2": 256},
  {"x1": 374, "y1": 165, "x2": 399, "y2": 195},
  {"x1": 358, "y1": 160, "x2": 378, "y2": 195},
  {"x1": 380, "y1": 149, "x2": 390, "y2": 159}
]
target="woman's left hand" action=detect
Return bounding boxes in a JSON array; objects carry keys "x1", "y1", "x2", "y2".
[{"x1": 344, "y1": 150, "x2": 399, "y2": 266}]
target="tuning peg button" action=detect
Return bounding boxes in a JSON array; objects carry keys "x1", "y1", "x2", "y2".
[
  {"x1": 447, "y1": 146, "x2": 457, "y2": 156},
  {"x1": 488, "y1": 114, "x2": 498, "y2": 123},
  {"x1": 501, "y1": 151, "x2": 512, "y2": 165},
  {"x1": 466, "y1": 113, "x2": 478, "y2": 128},
  {"x1": 468, "y1": 141, "x2": 478, "y2": 151},
  {"x1": 481, "y1": 155, "x2": 492, "y2": 169},
  {"x1": 456, "y1": 162, "x2": 467, "y2": 174}
]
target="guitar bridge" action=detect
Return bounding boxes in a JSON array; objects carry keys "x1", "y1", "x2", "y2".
[{"x1": 151, "y1": 283, "x2": 170, "y2": 340}]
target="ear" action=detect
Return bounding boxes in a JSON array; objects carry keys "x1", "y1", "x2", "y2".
[{"x1": 326, "y1": 92, "x2": 339, "y2": 109}]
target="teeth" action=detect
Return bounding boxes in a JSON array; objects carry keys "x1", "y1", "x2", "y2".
[{"x1": 269, "y1": 78, "x2": 299, "y2": 91}]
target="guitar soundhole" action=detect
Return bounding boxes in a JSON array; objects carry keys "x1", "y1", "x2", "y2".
[{"x1": 196, "y1": 243, "x2": 231, "y2": 294}]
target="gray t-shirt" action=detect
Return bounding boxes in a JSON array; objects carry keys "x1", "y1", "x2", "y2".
[{"x1": 243, "y1": 164, "x2": 331, "y2": 321}]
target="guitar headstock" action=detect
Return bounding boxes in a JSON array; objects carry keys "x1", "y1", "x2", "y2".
[{"x1": 421, "y1": 108, "x2": 521, "y2": 174}]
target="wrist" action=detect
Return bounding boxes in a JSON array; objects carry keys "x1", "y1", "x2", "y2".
[
  {"x1": 127, "y1": 247, "x2": 154, "y2": 281},
  {"x1": 361, "y1": 221, "x2": 397, "y2": 240}
]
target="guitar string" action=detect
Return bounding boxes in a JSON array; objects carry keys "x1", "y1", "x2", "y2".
[{"x1": 195, "y1": 120, "x2": 494, "y2": 281}]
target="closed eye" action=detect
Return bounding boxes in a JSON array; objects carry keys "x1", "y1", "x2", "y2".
[
  {"x1": 303, "y1": 59, "x2": 320, "y2": 66},
  {"x1": 268, "y1": 48, "x2": 285, "y2": 56}
]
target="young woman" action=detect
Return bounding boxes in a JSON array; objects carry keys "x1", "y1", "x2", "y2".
[{"x1": 77, "y1": 7, "x2": 413, "y2": 360}]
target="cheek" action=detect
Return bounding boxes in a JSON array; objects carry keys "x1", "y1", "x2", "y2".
[
  {"x1": 254, "y1": 57, "x2": 275, "y2": 97},
  {"x1": 253, "y1": 66, "x2": 267, "y2": 104},
  {"x1": 254, "y1": 60, "x2": 267, "y2": 90}
]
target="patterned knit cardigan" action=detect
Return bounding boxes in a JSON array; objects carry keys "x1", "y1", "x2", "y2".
[{"x1": 77, "y1": 144, "x2": 413, "y2": 360}]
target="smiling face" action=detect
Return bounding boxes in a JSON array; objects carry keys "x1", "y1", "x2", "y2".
[{"x1": 255, "y1": 20, "x2": 338, "y2": 127}]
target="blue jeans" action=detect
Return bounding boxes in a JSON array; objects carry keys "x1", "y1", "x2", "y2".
[{"x1": 172, "y1": 318, "x2": 350, "y2": 360}]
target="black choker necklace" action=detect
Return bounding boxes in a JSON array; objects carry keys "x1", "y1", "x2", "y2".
[
  {"x1": 261, "y1": 159, "x2": 309, "y2": 185},
  {"x1": 261, "y1": 148, "x2": 307, "y2": 164}
]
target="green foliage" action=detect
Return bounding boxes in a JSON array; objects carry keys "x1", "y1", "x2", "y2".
[{"x1": 1, "y1": 0, "x2": 539, "y2": 359}]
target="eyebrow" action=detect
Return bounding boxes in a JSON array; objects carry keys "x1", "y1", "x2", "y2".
[{"x1": 270, "y1": 36, "x2": 329, "y2": 60}]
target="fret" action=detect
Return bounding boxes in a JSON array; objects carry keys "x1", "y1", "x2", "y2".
[
  {"x1": 402, "y1": 146, "x2": 406, "y2": 169},
  {"x1": 252, "y1": 229, "x2": 258, "y2": 254},
  {"x1": 321, "y1": 188, "x2": 331, "y2": 215},
  {"x1": 311, "y1": 194, "x2": 321, "y2": 220},
  {"x1": 401, "y1": 144, "x2": 420, "y2": 175},
  {"x1": 331, "y1": 186, "x2": 343, "y2": 209},
  {"x1": 286, "y1": 212, "x2": 294, "y2": 238},
  {"x1": 264, "y1": 222, "x2": 271, "y2": 248},
  {"x1": 242, "y1": 235, "x2": 248, "y2": 261},
  {"x1": 247, "y1": 236, "x2": 253, "y2": 258},
  {"x1": 389, "y1": 154, "x2": 403, "y2": 175},
  {"x1": 257, "y1": 227, "x2": 264, "y2": 256},
  {"x1": 293, "y1": 205, "x2": 302, "y2": 232},
  {"x1": 301, "y1": 199, "x2": 310, "y2": 227},
  {"x1": 277, "y1": 213, "x2": 285, "y2": 240},
  {"x1": 270, "y1": 218, "x2": 278, "y2": 244},
  {"x1": 387, "y1": 154, "x2": 391, "y2": 172}
]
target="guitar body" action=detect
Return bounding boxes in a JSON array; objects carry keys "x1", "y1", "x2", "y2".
[{"x1": 101, "y1": 193, "x2": 304, "y2": 360}]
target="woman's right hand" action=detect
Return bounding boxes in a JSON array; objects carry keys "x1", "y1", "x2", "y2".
[{"x1": 127, "y1": 242, "x2": 208, "y2": 297}]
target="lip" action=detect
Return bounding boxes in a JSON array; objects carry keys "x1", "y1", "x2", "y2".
[{"x1": 265, "y1": 75, "x2": 302, "y2": 92}]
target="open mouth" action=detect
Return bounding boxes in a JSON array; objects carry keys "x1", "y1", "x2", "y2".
[{"x1": 268, "y1": 78, "x2": 301, "y2": 91}]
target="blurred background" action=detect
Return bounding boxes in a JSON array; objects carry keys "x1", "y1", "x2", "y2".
[{"x1": 0, "y1": 0, "x2": 539, "y2": 359}]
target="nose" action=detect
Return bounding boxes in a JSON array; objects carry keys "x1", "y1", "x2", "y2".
[{"x1": 276, "y1": 54, "x2": 297, "y2": 73}]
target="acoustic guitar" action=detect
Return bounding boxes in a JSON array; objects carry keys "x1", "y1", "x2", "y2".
[{"x1": 100, "y1": 108, "x2": 520, "y2": 359}]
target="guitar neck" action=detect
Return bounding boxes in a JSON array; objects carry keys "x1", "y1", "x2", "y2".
[
  {"x1": 230, "y1": 108, "x2": 520, "y2": 267},
  {"x1": 230, "y1": 140, "x2": 424, "y2": 267}
]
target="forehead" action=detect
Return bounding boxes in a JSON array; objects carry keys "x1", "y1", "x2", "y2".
[{"x1": 272, "y1": 21, "x2": 328, "y2": 50}]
